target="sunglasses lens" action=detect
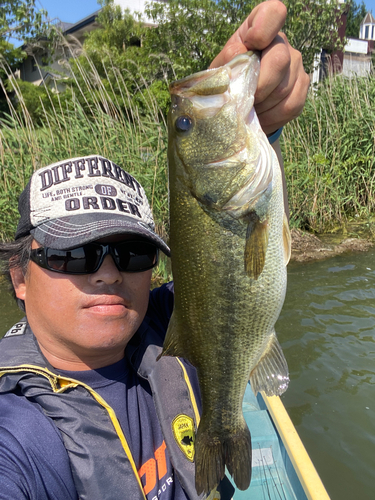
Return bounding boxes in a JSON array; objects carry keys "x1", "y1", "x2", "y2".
[
  {"x1": 37, "y1": 241, "x2": 158, "y2": 274},
  {"x1": 114, "y1": 241, "x2": 158, "y2": 272},
  {"x1": 45, "y1": 246, "x2": 102, "y2": 273}
]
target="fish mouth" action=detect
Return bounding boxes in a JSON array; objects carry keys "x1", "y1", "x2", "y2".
[{"x1": 170, "y1": 51, "x2": 260, "y2": 120}]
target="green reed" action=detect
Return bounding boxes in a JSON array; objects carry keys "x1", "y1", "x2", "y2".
[
  {"x1": 1, "y1": 43, "x2": 375, "y2": 265},
  {"x1": 282, "y1": 71, "x2": 375, "y2": 233},
  {"x1": 0, "y1": 50, "x2": 170, "y2": 239},
  {"x1": 0, "y1": 48, "x2": 172, "y2": 280}
]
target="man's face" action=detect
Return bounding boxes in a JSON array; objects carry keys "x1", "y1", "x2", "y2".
[{"x1": 11, "y1": 237, "x2": 153, "y2": 370}]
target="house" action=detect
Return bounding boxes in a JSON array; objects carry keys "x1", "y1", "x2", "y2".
[
  {"x1": 18, "y1": 10, "x2": 101, "y2": 88},
  {"x1": 115, "y1": 0, "x2": 169, "y2": 26},
  {"x1": 312, "y1": 7, "x2": 375, "y2": 82},
  {"x1": 342, "y1": 12, "x2": 375, "y2": 77},
  {"x1": 359, "y1": 11, "x2": 375, "y2": 40},
  {"x1": 17, "y1": 1, "x2": 168, "y2": 88}
]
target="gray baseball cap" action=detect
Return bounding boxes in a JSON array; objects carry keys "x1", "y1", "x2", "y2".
[{"x1": 15, "y1": 155, "x2": 170, "y2": 255}]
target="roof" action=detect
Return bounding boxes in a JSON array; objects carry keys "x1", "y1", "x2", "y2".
[
  {"x1": 361, "y1": 12, "x2": 375, "y2": 25},
  {"x1": 62, "y1": 10, "x2": 101, "y2": 36}
]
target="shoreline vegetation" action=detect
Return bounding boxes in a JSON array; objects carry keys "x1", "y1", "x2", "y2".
[{"x1": 1, "y1": 46, "x2": 375, "y2": 283}]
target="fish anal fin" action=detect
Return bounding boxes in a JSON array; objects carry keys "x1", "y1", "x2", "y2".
[
  {"x1": 283, "y1": 213, "x2": 291, "y2": 266},
  {"x1": 250, "y1": 330, "x2": 289, "y2": 396},
  {"x1": 157, "y1": 312, "x2": 186, "y2": 361},
  {"x1": 244, "y1": 217, "x2": 269, "y2": 280}
]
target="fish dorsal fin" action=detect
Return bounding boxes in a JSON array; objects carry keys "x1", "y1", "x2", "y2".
[
  {"x1": 283, "y1": 213, "x2": 291, "y2": 266},
  {"x1": 249, "y1": 329, "x2": 289, "y2": 396},
  {"x1": 244, "y1": 215, "x2": 269, "y2": 280}
]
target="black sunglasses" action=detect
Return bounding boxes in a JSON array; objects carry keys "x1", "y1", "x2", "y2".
[{"x1": 30, "y1": 240, "x2": 159, "y2": 275}]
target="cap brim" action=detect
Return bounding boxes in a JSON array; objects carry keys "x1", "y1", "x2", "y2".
[{"x1": 31, "y1": 213, "x2": 170, "y2": 256}]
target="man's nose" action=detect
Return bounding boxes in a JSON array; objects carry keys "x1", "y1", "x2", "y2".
[{"x1": 89, "y1": 255, "x2": 123, "y2": 285}]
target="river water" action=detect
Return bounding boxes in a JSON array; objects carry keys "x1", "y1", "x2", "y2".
[{"x1": 0, "y1": 250, "x2": 374, "y2": 499}]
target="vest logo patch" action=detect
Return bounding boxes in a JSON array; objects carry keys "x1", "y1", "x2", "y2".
[
  {"x1": 172, "y1": 414, "x2": 195, "y2": 462},
  {"x1": 4, "y1": 322, "x2": 27, "y2": 338}
]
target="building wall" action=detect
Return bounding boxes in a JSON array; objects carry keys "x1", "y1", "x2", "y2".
[
  {"x1": 115, "y1": 0, "x2": 167, "y2": 25},
  {"x1": 361, "y1": 24, "x2": 375, "y2": 40},
  {"x1": 342, "y1": 54, "x2": 372, "y2": 76}
]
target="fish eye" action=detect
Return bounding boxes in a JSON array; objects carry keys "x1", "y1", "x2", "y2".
[{"x1": 175, "y1": 115, "x2": 192, "y2": 134}]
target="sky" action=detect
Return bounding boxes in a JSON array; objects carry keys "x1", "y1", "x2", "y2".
[
  {"x1": 364, "y1": 0, "x2": 375, "y2": 14},
  {"x1": 35, "y1": 0, "x2": 375, "y2": 25},
  {"x1": 35, "y1": 0, "x2": 101, "y2": 24}
]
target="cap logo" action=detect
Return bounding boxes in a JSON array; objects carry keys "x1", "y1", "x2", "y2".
[{"x1": 29, "y1": 156, "x2": 154, "y2": 230}]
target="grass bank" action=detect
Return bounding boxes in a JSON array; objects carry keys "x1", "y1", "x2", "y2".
[
  {"x1": 1, "y1": 53, "x2": 375, "y2": 282},
  {"x1": 282, "y1": 72, "x2": 375, "y2": 233}
]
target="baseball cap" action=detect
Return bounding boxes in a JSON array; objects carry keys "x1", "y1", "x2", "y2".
[{"x1": 15, "y1": 155, "x2": 170, "y2": 255}]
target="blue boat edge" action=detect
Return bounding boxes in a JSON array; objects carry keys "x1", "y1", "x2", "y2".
[{"x1": 231, "y1": 383, "x2": 330, "y2": 500}]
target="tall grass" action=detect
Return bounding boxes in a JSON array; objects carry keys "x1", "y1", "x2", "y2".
[
  {"x1": 282, "y1": 72, "x2": 375, "y2": 233},
  {"x1": 1, "y1": 43, "x2": 375, "y2": 257},
  {"x1": 0, "y1": 49, "x2": 170, "y2": 235},
  {"x1": 0, "y1": 47, "x2": 172, "y2": 282}
]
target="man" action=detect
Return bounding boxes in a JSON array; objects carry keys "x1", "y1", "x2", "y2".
[{"x1": 0, "y1": 2, "x2": 309, "y2": 499}]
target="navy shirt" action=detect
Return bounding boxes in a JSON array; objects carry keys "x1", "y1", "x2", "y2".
[{"x1": 0, "y1": 283, "x2": 199, "y2": 500}]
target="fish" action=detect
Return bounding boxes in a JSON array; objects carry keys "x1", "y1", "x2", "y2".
[{"x1": 160, "y1": 51, "x2": 291, "y2": 496}]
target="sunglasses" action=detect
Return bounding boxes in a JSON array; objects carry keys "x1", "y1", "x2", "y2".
[{"x1": 30, "y1": 240, "x2": 159, "y2": 275}]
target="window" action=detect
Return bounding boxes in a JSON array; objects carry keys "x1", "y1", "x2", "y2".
[{"x1": 365, "y1": 25, "x2": 369, "y2": 39}]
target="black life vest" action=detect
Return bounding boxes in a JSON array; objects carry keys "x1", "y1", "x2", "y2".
[{"x1": 0, "y1": 319, "x2": 234, "y2": 500}]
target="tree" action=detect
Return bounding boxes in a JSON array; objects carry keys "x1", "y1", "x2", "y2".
[
  {"x1": 0, "y1": 1, "x2": 50, "y2": 116},
  {"x1": 0, "y1": 0, "x2": 47, "y2": 71},
  {"x1": 83, "y1": 0, "x2": 146, "y2": 62},
  {"x1": 144, "y1": 0, "x2": 345, "y2": 75},
  {"x1": 282, "y1": 0, "x2": 346, "y2": 72},
  {"x1": 345, "y1": 0, "x2": 367, "y2": 38},
  {"x1": 143, "y1": 0, "x2": 252, "y2": 79}
]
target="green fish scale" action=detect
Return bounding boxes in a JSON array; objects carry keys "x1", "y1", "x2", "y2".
[{"x1": 169, "y1": 162, "x2": 286, "y2": 432}]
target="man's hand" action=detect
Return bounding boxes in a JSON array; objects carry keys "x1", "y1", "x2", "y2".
[{"x1": 210, "y1": 0, "x2": 310, "y2": 135}]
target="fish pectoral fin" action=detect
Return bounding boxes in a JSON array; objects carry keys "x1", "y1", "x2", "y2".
[
  {"x1": 249, "y1": 330, "x2": 289, "y2": 396},
  {"x1": 157, "y1": 312, "x2": 186, "y2": 360},
  {"x1": 244, "y1": 217, "x2": 269, "y2": 280},
  {"x1": 283, "y1": 213, "x2": 291, "y2": 266}
]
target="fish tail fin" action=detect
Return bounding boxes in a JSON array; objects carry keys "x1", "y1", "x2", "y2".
[
  {"x1": 195, "y1": 419, "x2": 252, "y2": 495},
  {"x1": 250, "y1": 329, "x2": 289, "y2": 396},
  {"x1": 157, "y1": 312, "x2": 186, "y2": 360}
]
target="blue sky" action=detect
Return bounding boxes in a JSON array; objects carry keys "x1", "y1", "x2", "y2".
[
  {"x1": 36, "y1": 0, "x2": 375, "y2": 25},
  {"x1": 364, "y1": 0, "x2": 375, "y2": 13},
  {"x1": 36, "y1": 0, "x2": 101, "y2": 23}
]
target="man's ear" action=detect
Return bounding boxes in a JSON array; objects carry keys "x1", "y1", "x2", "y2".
[{"x1": 10, "y1": 266, "x2": 26, "y2": 301}]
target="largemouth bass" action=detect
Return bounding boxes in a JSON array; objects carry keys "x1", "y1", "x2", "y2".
[{"x1": 161, "y1": 51, "x2": 291, "y2": 496}]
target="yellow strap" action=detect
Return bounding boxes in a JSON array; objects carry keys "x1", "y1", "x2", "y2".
[{"x1": 176, "y1": 358, "x2": 201, "y2": 426}]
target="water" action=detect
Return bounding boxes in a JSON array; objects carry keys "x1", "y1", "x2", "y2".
[
  {"x1": 277, "y1": 249, "x2": 375, "y2": 500},
  {"x1": 1, "y1": 251, "x2": 375, "y2": 499}
]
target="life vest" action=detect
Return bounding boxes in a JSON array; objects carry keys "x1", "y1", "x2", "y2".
[{"x1": 0, "y1": 319, "x2": 234, "y2": 500}]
